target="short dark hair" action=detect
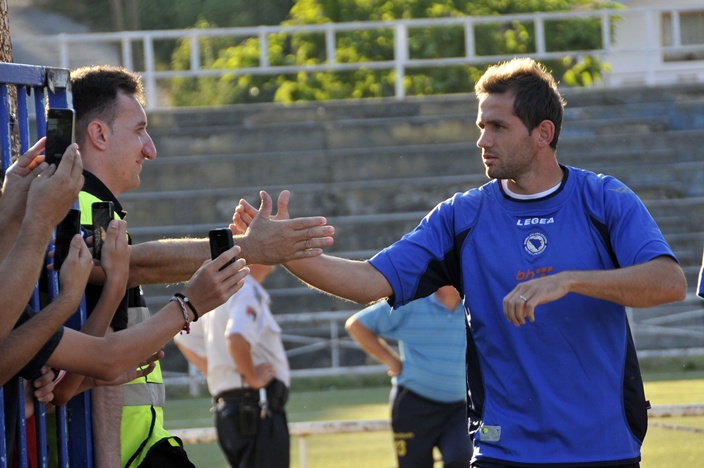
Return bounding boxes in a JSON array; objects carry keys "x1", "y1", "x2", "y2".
[
  {"x1": 475, "y1": 58, "x2": 565, "y2": 149},
  {"x1": 70, "y1": 66, "x2": 145, "y2": 146}
]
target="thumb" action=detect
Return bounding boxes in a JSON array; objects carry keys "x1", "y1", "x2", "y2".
[
  {"x1": 276, "y1": 190, "x2": 291, "y2": 219},
  {"x1": 258, "y1": 190, "x2": 273, "y2": 218}
]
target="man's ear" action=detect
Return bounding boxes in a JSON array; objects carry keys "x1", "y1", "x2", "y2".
[
  {"x1": 535, "y1": 120, "x2": 555, "y2": 148},
  {"x1": 86, "y1": 120, "x2": 109, "y2": 151}
]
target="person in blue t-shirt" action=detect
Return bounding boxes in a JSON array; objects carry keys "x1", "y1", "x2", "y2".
[
  {"x1": 346, "y1": 286, "x2": 471, "y2": 468},
  {"x1": 236, "y1": 57, "x2": 688, "y2": 467}
]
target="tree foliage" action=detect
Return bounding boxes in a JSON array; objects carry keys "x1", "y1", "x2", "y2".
[
  {"x1": 170, "y1": 0, "x2": 622, "y2": 106},
  {"x1": 33, "y1": 0, "x2": 294, "y2": 30}
]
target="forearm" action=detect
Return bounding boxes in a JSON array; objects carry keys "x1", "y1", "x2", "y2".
[
  {"x1": 51, "y1": 373, "x2": 89, "y2": 406},
  {"x1": 0, "y1": 219, "x2": 56, "y2": 339},
  {"x1": 562, "y1": 256, "x2": 686, "y2": 307},
  {"x1": 228, "y1": 335, "x2": 258, "y2": 386},
  {"x1": 284, "y1": 255, "x2": 392, "y2": 304},
  {"x1": 51, "y1": 320, "x2": 120, "y2": 406},
  {"x1": 176, "y1": 345, "x2": 208, "y2": 376},
  {"x1": 0, "y1": 295, "x2": 82, "y2": 385},
  {"x1": 91, "y1": 385, "x2": 122, "y2": 468},
  {"x1": 0, "y1": 197, "x2": 24, "y2": 260},
  {"x1": 128, "y1": 238, "x2": 209, "y2": 287},
  {"x1": 49, "y1": 302, "x2": 192, "y2": 381},
  {"x1": 81, "y1": 282, "x2": 124, "y2": 336},
  {"x1": 346, "y1": 321, "x2": 401, "y2": 372}
]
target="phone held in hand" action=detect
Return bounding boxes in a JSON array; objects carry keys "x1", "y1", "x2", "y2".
[
  {"x1": 92, "y1": 201, "x2": 115, "y2": 260},
  {"x1": 209, "y1": 228, "x2": 236, "y2": 271},
  {"x1": 54, "y1": 209, "x2": 81, "y2": 270},
  {"x1": 45, "y1": 108, "x2": 75, "y2": 166}
]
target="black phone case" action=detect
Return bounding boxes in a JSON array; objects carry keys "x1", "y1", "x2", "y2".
[
  {"x1": 209, "y1": 228, "x2": 235, "y2": 271},
  {"x1": 45, "y1": 108, "x2": 75, "y2": 166},
  {"x1": 237, "y1": 401, "x2": 258, "y2": 436},
  {"x1": 92, "y1": 201, "x2": 114, "y2": 259},
  {"x1": 54, "y1": 209, "x2": 82, "y2": 270}
]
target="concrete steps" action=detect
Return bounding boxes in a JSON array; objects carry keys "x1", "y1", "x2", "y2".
[{"x1": 123, "y1": 86, "x2": 704, "y2": 336}]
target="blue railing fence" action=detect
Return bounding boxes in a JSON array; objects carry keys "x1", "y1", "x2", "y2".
[{"x1": 0, "y1": 62, "x2": 92, "y2": 468}]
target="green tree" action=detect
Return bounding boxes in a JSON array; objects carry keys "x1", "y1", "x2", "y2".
[
  {"x1": 170, "y1": 0, "x2": 621, "y2": 106},
  {"x1": 30, "y1": 0, "x2": 294, "y2": 68}
]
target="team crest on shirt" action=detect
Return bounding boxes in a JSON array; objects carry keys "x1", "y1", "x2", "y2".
[
  {"x1": 524, "y1": 232, "x2": 547, "y2": 255},
  {"x1": 246, "y1": 307, "x2": 257, "y2": 321}
]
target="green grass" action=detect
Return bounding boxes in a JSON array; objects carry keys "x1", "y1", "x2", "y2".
[{"x1": 164, "y1": 376, "x2": 704, "y2": 468}]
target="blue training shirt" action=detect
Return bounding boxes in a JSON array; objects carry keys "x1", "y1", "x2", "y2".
[
  {"x1": 355, "y1": 295, "x2": 467, "y2": 403},
  {"x1": 369, "y1": 165, "x2": 676, "y2": 466}
]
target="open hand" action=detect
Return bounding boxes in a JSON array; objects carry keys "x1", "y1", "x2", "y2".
[{"x1": 232, "y1": 190, "x2": 334, "y2": 265}]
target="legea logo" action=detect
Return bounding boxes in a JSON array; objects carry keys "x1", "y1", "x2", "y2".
[
  {"x1": 516, "y1": 217, "x2": 554, "y2": 226},
  {"x1": 516, "y1": 266, "x2": 554, "y2": 281}
]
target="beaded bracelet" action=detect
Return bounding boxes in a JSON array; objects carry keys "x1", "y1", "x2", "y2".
[
  {"x1": 169, "y1": 295, "x2": 190, "y2": 334},
  {"x1": 173, "y1": 292, "x2": 199, "y2": 322}
]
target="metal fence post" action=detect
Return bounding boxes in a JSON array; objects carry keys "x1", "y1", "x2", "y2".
[{"x1": 394, "y1": 23, "x2": 408, "y2": 100}]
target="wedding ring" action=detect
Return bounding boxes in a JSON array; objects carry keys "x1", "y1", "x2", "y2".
[{"x1": 519, "y1": 295, "x2": 528, "y2": 303}]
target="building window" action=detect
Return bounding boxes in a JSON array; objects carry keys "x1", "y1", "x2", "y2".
[{"x1": 662, "y1": 11, "x2": 704, "y2": 61}]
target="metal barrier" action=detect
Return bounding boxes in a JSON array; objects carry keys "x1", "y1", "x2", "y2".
[
  {"x1": 0, "y1": 62, "x2": 91, "y2": 468},
  {"x1": 12, "y1": 6, "x2": 704, "y2": 109}
]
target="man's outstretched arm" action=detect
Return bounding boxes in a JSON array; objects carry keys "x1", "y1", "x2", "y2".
[
  {"x1": 119, "y1": 190, "x2": 334, "y2": 287},
  {"x1": 285, "y1": 255, "x2": 391, "y2": 305}
]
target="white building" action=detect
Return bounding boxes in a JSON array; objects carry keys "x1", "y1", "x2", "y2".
[{"x1": 607, "y1": 0, "x2": 704, "y2": 86}]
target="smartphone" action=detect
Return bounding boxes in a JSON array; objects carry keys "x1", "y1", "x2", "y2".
[
  {"x1": 92, "y1": 201, "x2": 115, "y2": 260},
  {"x1": 54, "y1": 209, "x2": 81, "y2": 270},
  {"x1": 209, "y1": 228, "x2": 236, "y2": 271},
  {"x1": 45, "y1": 108, "x2": 75, "y2": 166}
]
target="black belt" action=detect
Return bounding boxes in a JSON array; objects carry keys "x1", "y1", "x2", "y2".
[
  {"x1": 215, "y1": 379, "x2": 289, "y2": 411},
  {"x1": 215, "y1": 388, "x2": 259, "y2": 403}
]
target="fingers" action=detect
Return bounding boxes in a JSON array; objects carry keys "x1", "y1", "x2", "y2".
[
  {"x1": 34, "y1": 366, "x2": 55, "y2": 387},
  {"x1": 211, "y1": 245, "x2": 242, "y2": 271},
  {"x1": 275, "y1": 190, "x2": 291, "y2": 220},
  {"x1": 257, "y1": 190, "x2": 273, "y2": 219},
  {"x1": 33, "y1": 367, "x2": 57, "y2": 403},
  {"x1": 136, "y1": 361, "x2": 157, "y2": 378},
  {"x1": 72, "y1": 233, "x2": 91, "y2": 264},
  {"x1": 233, "y1": 198, "x2": 258, "y2": 233},
  {"x1": 288, "y1": 224, "x2": 335, "y2": 259},
  {"x1": 237, "y1": 198, "x2": 258, "y2": 220},
  {"x1": 106, "y1": 219, "x2": 128, "y2": 250},
  {"x1": 52, "y1": 144, "x2": 84, "y2": 191},
  {"x1": 286, "y1": 215, "x2": 330, "y2": 231},
  {"x1": 503, "y1": 291, "x2": 535, "y2": 327},
  {"x1": 182, "y1": 256, "x2": 250, "y2": 316},
  {"x1": 18, "y1": 138, "x2": 47, "y2": 170},
  {"x1": 58, "y1": 234, "x2": 93, "y2": 292}
]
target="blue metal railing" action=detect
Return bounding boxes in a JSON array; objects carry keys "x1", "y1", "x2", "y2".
[{"x1": 0, "y1": 62, "x2": 92, "y2": 468}]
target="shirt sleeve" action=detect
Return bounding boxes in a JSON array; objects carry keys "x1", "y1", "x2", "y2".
[
  {"x1": 354, "y1": 300, "x2": 408, "y2": 339},
  {"x1": 225, "y1": 287, "x2": 260, "y2": 345},
  {"x1": 599, "y1": 175, "x2": 677, "y2": 267},
  {"x1": 370, "y1": 193, "x2": 471, "y2": 308}
]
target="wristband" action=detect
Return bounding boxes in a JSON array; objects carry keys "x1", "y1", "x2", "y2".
[
  {"x1": 169, "y1": 295, "x2": 190, "y2": 334},
  {"x1": 174, "y1": 292, "x2": 199, "y2": 322},
  {"x1": 52, "y1": 368, "x2": 67, "y2": 386}
]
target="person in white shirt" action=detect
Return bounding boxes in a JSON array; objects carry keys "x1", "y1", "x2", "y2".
[{"x1": 175, "y1": 264, "x2": 290, "y2": 468}]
